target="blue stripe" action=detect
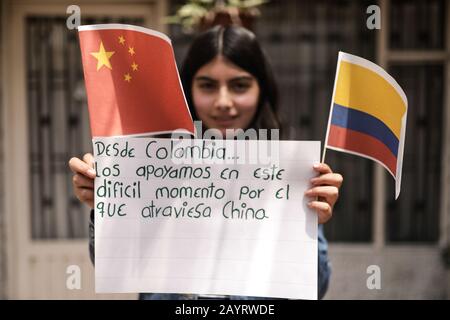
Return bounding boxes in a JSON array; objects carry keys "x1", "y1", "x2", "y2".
[{"x1": 331, "y1": 103, "x2": 399, "y2": 157}]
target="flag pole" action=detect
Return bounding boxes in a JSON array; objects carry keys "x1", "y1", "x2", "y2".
[
  {"x1": 321, "y1": 145, "x2": 328, "y2": 164},
  {"x1": 322, "y1": 52, "x2": 342, "y2": 164}
]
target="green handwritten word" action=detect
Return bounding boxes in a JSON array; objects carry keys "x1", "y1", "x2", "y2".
[
  {"x1": 239, "y1": 186, "x2": 265, "y2": 200},
  {"x1": 222, "y1": 201, "x2": 268, "y2": 220},
  {"x1": 253, "y1": 165, "x2": 285, "y2": 181},
  {"x1": 275, "y1": 184, "x2": 290, "y2": 199},
  {"x1": 145, "y1": 140, "x2": 226, "y2": 160},
  {"x1": 155, "y1": 182, "x2": 225, "y2": 199},
  {"x1": 141, "y1": 201, "x2": 211, "y2": 219},
  {"x1": 95, "y1": 163, "x2": 120, "y2": 177},
  {"x1": 96, "y1": 179, "x2": 141, "y2": 198},
  {"x1": 136, "y1": 165, "x2": 211, "y2": 180},
  {"x1": 94, "y1": 141, "x2": 135, "y2": 158},
  {"x1": 97, "y1": 201, "x2": 126, "y2": 217},
  {"x1": 220, "y1": 168, "x2": 239, "y2": 180}
]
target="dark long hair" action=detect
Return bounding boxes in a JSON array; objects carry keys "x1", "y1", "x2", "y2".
[{"x1": 180, "y1": 26, "x2": 281, "y2": 133}]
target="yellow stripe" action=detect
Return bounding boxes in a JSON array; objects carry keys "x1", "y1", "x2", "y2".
[{"x1": 334, "y1": 61, "x2": 406, "y2": 139}]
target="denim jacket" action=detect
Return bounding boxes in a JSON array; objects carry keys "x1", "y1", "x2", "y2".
[{"x1": 89, "y1": 211, "x2": 331, "y2": 299}]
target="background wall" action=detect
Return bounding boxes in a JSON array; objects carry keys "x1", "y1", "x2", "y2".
[
  {"x1": 327, "y1": 246, "x2": 447, "y2": 299},
  {"x1": 0, "y1": 0, "x2": 6, "y2": 300},
  {"x1": 0, "y1": 0, "x2": 448, "y2": 300}
]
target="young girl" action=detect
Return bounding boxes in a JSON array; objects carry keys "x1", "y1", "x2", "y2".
[{"x1": 69, "y1": 26, "x2": 343, "y2": 300}]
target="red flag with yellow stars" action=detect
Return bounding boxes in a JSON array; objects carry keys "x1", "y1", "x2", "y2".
[{"x1": 78, "y1": 24, "x2": 194, "y2": 137}]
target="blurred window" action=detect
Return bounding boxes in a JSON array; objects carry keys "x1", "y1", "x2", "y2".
[{"x1": 27, "y1": 16, "x2": 144, "y2": 239}]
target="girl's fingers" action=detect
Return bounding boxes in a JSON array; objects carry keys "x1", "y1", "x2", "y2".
[
  {"x1": 69, "y1": 157, "x2": 96, "y2": 179},
  {"x1": 76, "y1": 188, "x2": 95, "y2": 209},
  {"x1": 313, "y1": 163, "x2": 333, "y2": 174},
  {"x1": 308, "y1": 163, "x2": 341, "y2": 224},
  {"x1": 83, "y1": 153, "x2": 94, "y2": 167},
  {"x1": 307, "y1": 201, "x2": 332, "y2": 224},
  {"x1": 69, "y1": 153, "x2": 95, "y2": 210},
  {"x1": 310, "y1": 173, "x2": 343, "y2": 187},
  {"x1": 78, "y1": 188, "x2": 94, "y2": 201},
  {"x1": 86, "y1": 200, "x2": 94, "y2": 209},
  {"x1": 73, "y1": 173, "x2": 94, "y2": 189},
  {"x1": 305, "y1": 185, "x2": 339, "y2": 201},
  {"x1": 305, "y1": 186, "x2": 339, "y2": 211}
]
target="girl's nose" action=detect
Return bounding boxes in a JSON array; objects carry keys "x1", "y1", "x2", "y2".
[{"x1": 214, "y1": 86, "x2": 233, "y2": 110}]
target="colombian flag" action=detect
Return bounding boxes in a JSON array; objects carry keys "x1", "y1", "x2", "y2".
[
  {"x1": 325, "y1": 52, "x2": 407, "y2": 199},
  {"x1": 78, "y1": 24, "x2": 195, "y2": 137}
]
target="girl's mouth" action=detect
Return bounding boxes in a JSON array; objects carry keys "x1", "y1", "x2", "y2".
[{"x1": 214, "y1": 117, "x2": 236, "y2": 126}]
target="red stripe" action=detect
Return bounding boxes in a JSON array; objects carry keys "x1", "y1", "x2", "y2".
[{"x1": 328, "y1": 125, "x2": 397, "y2": 176}]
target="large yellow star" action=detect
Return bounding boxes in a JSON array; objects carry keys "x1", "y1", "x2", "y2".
[{"x1": 90, "y1": 42, "x2": 115, "y2": 71}]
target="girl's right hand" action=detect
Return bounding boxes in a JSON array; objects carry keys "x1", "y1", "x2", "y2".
[{"x1": 69, "y1": 153, "x2": 96, "y2": 209}]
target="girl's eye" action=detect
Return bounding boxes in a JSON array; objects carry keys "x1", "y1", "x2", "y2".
[
  {"x1": 230, "y1": 82, "x2": 251, "y2": 93},
  {"x1": 198, "y1": 82, "x2": 217, "y2": 91}
]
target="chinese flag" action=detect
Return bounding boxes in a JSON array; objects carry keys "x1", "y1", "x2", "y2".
[{"x1": 78, "y1": 24, "x2": 194, "y2": 137}]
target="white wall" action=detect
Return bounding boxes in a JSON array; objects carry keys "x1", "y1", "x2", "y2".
[
  {"x1": 0, "y1": 0, "x2": 6, "y2": 300},
  {"x1": 325, "y1": 245, "x2": 448, "y2": 299}
]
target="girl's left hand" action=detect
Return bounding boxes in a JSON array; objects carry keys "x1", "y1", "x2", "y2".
[{"x1": 305, "y1": 163, "x2": 343, "y2": 224}]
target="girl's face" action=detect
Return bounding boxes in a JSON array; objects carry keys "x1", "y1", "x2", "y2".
[{"x1": 192, "y1": 55, "x2": 260, "y2": 136}]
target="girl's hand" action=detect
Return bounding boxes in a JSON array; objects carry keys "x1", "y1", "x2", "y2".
[
  {"x1": 68, "y1": 153, "x2": 96, "y2": 209},
  {"x1": 305, "y1": 163, "x2": 343, "y2": 224}
]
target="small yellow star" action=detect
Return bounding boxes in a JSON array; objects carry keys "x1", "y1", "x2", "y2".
[
  {"x1": 131, "y1": 62, "x2": 138, "y2": 71},
  {"x1": 118, "y1": 36, "x2": 125, "y2": 45},
  {"x1": 128, "y1": 47, "x2": 135, "y2": 56},
  {"x1": 124, "y1": 73, "x2": 132, "y2": 82},
  {"x1": 90, "y1": 42, "x2": 114, "y2": 71}
]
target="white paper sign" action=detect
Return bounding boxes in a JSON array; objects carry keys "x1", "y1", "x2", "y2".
[{"x1": 93, "y1": 137, "x2": 319, "y2": 300}]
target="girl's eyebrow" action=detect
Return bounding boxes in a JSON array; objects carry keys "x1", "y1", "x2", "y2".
[
  {"x1": 194, "y1": 76, "x2": 217, "y2": 82},
  {"x1": 228, "y1": 76, "x2": 254, "y2": 82},
  {"x1": 194, "y1": 76, "x2": 254, "y2": 82}
]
